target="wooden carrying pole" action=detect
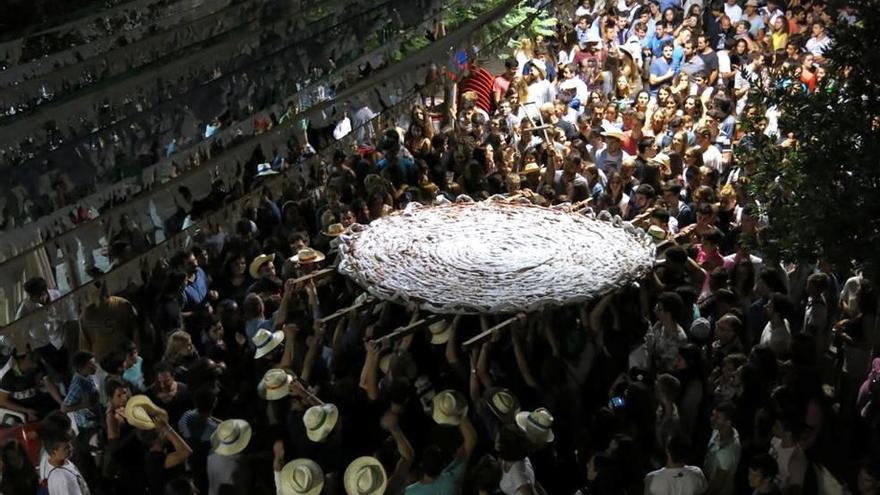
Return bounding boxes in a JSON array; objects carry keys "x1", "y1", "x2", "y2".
[
  {"x1": 461, "y1": 315, "x2": 518, "y2": 348},
  {"x1": 370, "y1": 315, "x2": 445, "y2": 345},
  {"x1": 317, "y1": 296, "x2": 375, "y2": 325},
  {"x1": 288, "y1": 267, "x2": 337, "y2": 286}
]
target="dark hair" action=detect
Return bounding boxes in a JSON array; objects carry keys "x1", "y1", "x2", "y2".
[
  {"x1": 702, "y1": 227, "x2": 725, "y2": 245},
  {"x1": 154, "y1": 361, "x2": 175, "y2": 376},
  {"x1": 769, "y1": 293, "x2": 794, "y2": 319},
  {"x1": 72, "y1": 351, "x2": 94, "y2": 370},
  {"x1": 749, "y1": 453, "x2": 779, "y2": 479},
  {"x1": 657, "y1": 292, "x2": 684, "y2": 321},
  {"x1": 100, "y1": 351, "x2": 126, "y2": 375},
  {"x1": 105, "y1": 377, "x2": 129, "y2": 399},
  {"x1": 23, "y1": 277, "x2": 48, "y2": 296},
  {"x1": 713, "y1": 401, "x2": 736, "y2": 420},
  {"x1": 421, "y1": 445, "x2": 447, "y2": 478},
  {"x1": 497, "y1": 426, "x2": 531, "y2": 461},
  {"x1": 666, "y1": 434, "x2": 691, "y2": 463}
]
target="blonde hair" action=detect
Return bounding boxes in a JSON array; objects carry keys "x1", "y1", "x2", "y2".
[{"x1": 163, "y1": 330, "x2": 194, "y2": 366}]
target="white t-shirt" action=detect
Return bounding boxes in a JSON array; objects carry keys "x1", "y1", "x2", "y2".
[
  {"x1": 760, "y1": 319, "x2": 792, "y2": 356},
  {"x1": 805, "y1": 35, "x2": 831, "y2": 57},
  {"x1": 724, "y1": 3, "x2": 743, "y2": 23},
  {"x1": 702, "y1": 145, "x2": 723, "y2": 174},
  {"x1": 644, "y1": 465, "x2": 708, "y2": 495},
  {"x1": 500, "y1": 458, "x2": 536, "y2": 495},
  {"x1": 46, "y1": 460, "x2": 90, "y2": 495}
]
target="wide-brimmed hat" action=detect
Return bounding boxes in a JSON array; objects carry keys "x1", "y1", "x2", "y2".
[
  {"x1": 428, "y1": 319, "x2": 451, "y2": 345},
  {"x1": 279, "y1": 459, "x2": 325, "y2": 495},
  {"x1": 650, "y1": 153, "x2": 671, "y2": 169},
  {"x1": 343, "y1": 457, "x2": 387, "y2": 495},
  {"x1": 294, "y1": 248, "x2": 326, "y2": 265},
  {"x1": 303, "y1": 404, "x2": 339, "y2": 442},
  {"x1": 253, "y1": 328, "x2": 285, "y2": 359},
  {"x1": 601, "y1": 128, "x2": 626, "y2": 141},
  {"x1": 519, "y1": 162, "x2": 542, "y2": 175},
  {"x1": 211, "y1": 419, "x2": 252, "y2": 456},
  {"x1": 647, "y1": 225, "x2": 668, "y2": 244},
  {"x1": 745, "y1": 0, "x2": 759, "y2": 7},
  {"x1": 249, "y1": 253, "x2": 276, "y2": 279},
  {"x1": 324, "y1": 223, "x2": 346, "y2": 237},
  {"x1": 585, "y1": 32, "x2": 602, "y2": 44},
  {"x1": 124, "y1": 395, "x2": 168, "y2": 430},
  {"x1": 484, "y1": 387, "x2": 520, "y2": 422},
  {"x1": 258, "y1": 368, "x2": 294, "y2": 400},
  {"x1": 515, "y1": 407, "x2": 555, "y2": 444},
  {"x1": 432, "y1": 389, "x2": 468, "y2": 426}
]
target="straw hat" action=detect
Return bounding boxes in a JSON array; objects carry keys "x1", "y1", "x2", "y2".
[
  {"x1": 324, "y1": 223, "x2": 346, "y2": 237},
  {"x1": 124, "y1": 395, "x2": 168, "y2": 430},
  {"x1": 258, "y1": 368, "x2": 294, "y2": 400},
  {"x1": 601, "y1": 127, "x2": 626, "y2": 141},
  {"x1": 432, "y1": 389, "x2": 468, "y2": 426},
  {"x1": 484, "y1": 387, "x2": 520, "y2": 422},
  {"x1": 650, "y1": 153, "x2": 671, "y2": 170},
  {"x1": 303, "y1": 404, "x2": 339, "y2": 442},
  {"x1": 279, "y1": 459, "x2": 324, "y2": 495},
  {"x1": 515, "y1": 408, "x2": 555, "y2": 444},
  {"x1": 253, "y1": 328, "x2": 285, "y2": 359},
  {"x1": 295, "y1": 248, "x2": 326, "y2": 265},
  {"x1": 519, "y1": 162, "x2": 542, "y2": 176},
  {"x1": 343, "y1": 457, "x2": 387, "y2": 495},
  {"x1": 428, "y1": 319, "x2": 451, "y2": 345},
  {"x1": 249, "y1": 253, "x2": 276, "y2": 279},
  {"x1": 211, "y1": 419, "x2": 252, "y2": 456},
  {"x1": 647, "y1": 225, "x2": 668, "y2": 244}
]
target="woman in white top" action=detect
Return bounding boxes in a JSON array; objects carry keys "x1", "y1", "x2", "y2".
[{"x1": 759, "y1": 293, "x2": 794, "y2": 358}]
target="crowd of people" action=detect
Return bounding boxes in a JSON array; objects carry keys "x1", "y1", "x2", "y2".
[{"x1": 1, "y1": 0, "x2": 879, "y2": 494}]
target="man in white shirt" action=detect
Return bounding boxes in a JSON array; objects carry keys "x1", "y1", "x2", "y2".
[
  {"x1": 805, "y1": 21, "x2": 832, "y2": 60},
  {"x1": 696, "y1": 127, "x2": 724, "y2": 174},
  {"x1": 45, "y1": 436, "x2": 90, "y2": 495},
  {"x1": 645, "y1": 434, "x2": 709, "y2": 495},
  {"x1": 704, "y1": 403, "x2": 741, "y2": 495},
  {"x1": 724, "y1": 0, "x2": 743, "y2": 23}
]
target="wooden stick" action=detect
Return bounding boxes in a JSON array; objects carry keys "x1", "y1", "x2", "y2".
[
  {"x1": 318, "y1": 297, "x2": 374, "y2": 325},
  {"x1": 461, "y1": 315, "x2": 518, "y2": 348},
  {"x1": 370, "y1": 315, "x2": 444, "y2": 345},
  {"x1": 289, "y1": 267, "x2": 336, "y2": 286}
]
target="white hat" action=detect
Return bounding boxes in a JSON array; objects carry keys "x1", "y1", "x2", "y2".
[
  {"x1": 428, "y1": 319, "x2": 451, "y2": 345},
  {"x1": 258, "y1": 368, "x2": 294, "y2": 400},
  {"x1": 211, "y1": 419, "x2": 252, "y2": 456},
  {"x1": 647, "y1": 225, "x2": 667, "y2": 244},
  {"x1": 515, "y1": 408, "x2": 555, "y2": 444},
  {"x1": 343, "y1": 457, "x2": 387, "y2": 495},
  {"x1": 484, "y1": 388, "x2": 520, "y2": 422},
  {"x1": 124, "y1": 395, "x2": 167, "y2": 430},
  {"x1": 601, "y1": 127, "x2": 626, "y2": 141},
  {"x1": 256, "y1": 162, "x2": 279, "y2": 177},
  {"x1": 249, "y1": 253, "x2": 276, "y2": 279},
  {"x1": 279, "y1": 459, "x2": 324, "y2": 495},
  {"x1": 303, "y1": 404, "x2": 339, "y2": 442},
  {"x1": 293, "y1": 248, "x2": 326, "y2": 265},
  {"x1": 432, "y1": 389, "x2": 468, "y2": 426},
  {"x1": 585, "y1": 31, "x2": 602, "y2": 44},
  {"x1": 253, "y1": 328, "x2": 285, "y2": 359}
]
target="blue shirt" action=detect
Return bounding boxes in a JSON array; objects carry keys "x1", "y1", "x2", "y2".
[
  {"x1": 123, "y1": 355, "x2": 146, "y2": 392},
  {"x1": 183, "y1": 267, "x2": 210, "y2": 311},
  {"x1": 649, "y1": 57, "x2": 675, "y2": 94},
  {"x1": 178, "y1": 409, "x2": 220, "y2": 443},
  {"x1": 405, "y1": 458, "x2": 467, "y2": 495},
  {"x1": 64, "y1": 373, "x2": 100, "y2": 430}
]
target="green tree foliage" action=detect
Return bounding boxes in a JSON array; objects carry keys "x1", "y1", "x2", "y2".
[{"x1": 742, "y1": 0, "x2": 880, "y2": 273}]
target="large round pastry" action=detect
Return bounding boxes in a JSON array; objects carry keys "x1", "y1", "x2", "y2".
[{"x1": 338, "y1": 199, "x2": 655, "y2": 314}]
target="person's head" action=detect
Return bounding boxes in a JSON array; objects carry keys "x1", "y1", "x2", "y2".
[
  {"x1": 164, "y1": 330, "x2": 195, "y2": 366},
  {"x1": 23, "y1": 277, "x2": 49, "y2": 304},
  {"x1": 106, "y1": 377, "x2": 131, "y2": 408},
  {"x1": 655, "y1": 291, "x2": 683, "y2": 322},
  {"x1": 748, "y1": 453, "x2": 779, "y2": 489},
  {"x1": 811, "y1": 21, "x2": 824, "y2": 38},
  {"x1": 661, "y1": 41, "x2": 674, "y2": 61},
  {"x1": 710, "y1": 402, "x2": 736, "y2": 431},
  {"x1": 193, "y1": 386, "x2": 218, "y2": 415},
  {"x1": 171, "y1": 248, "x2": 199, "y2": 275},
  {"x1": 154, "y1": 361, "x2": 178, "y2": 395},
  {"x1": 806, "y1": 272, "x2": 830, "y2": 298},
  {"x1": 564, "y1": 152, "x2": 583, "y2": 176},
  {"x1": 634, "y1": 184, "x2": 656, "y2": 210},
  {"x1": 496, "y1": 425, "x2": 531, "y2": 461},
  {"x1": 420, "y1": 445, "x2": 447, "y2": 479},
  {"x1": 45, "y1": 434, "x2": 74, "y2": 464},
  {"x1": 765, "y1": 292, "x2": 794, "y2": 321},
  {"x1": 701, "y1": 227, "x2": 724, "y2": 251},
  {"x1": 715, "y1": 314, "x2": 742, "y2": 344},
  {"x1": 72, "y1": 351, "x2": 97, "y2": 376},
  {"x1": 665, "y1": 434, "x2": 691, "y2": 465}
]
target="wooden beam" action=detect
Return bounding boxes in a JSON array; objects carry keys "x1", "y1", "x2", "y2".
[
  {"x1": 370, "y1": 315, "x2": 444, "y2": 345},
  {"x1": 461, "y1": 315, "x2": 518, "y2": 348},
  {"x1": 289, "y1": 267, "x2": 336, "y2": 286}
]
